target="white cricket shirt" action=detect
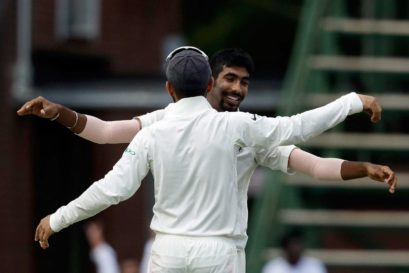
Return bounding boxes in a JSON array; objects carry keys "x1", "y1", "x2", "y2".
[
  {"x1": 50, "y1": 94, "x2": 362, "y2": 238},
  {"x1": 262, "y1": 256, "x2": 327, "y2": 273},
  {"x1": 138, "y1": 111, "x2": 296, "y2": 250}
]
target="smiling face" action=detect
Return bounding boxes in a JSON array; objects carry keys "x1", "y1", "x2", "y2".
[{"x1": 207, "y1": 65, "x2": 250, "y2": 112}]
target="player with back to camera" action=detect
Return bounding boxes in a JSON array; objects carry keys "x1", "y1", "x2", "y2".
[{"x1": 20, "y1": 47, "x2": 397, "y2": 273}]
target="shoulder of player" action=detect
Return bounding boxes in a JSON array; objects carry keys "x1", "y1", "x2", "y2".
[
  {"x1": 128, "y1": 125, "x2": 154, "y2": 146},
  {"x1": 222, "y1": 111, "x2": 261, "y2": 121}
]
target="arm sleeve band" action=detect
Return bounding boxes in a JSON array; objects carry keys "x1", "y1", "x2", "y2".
[
  {"x1": 288, "y1": 148, "x2": 344, "y2": 180},
  {"x1": 77, "y1": 115, "x2": 140, "y2": 144}
]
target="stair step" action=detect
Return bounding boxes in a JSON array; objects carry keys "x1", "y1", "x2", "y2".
[
  {"x1": 305, "y1": 93, "x2": 409, "y2": 110},
  {"x1": 284, "y1": 172, "x2": 409, "y2": 189},
  {"x1": 279, "y1": 209, "x2": 409, "y2": 227},
  {"x1": 301, "y1": 133, "x2": 409, "y2": 150},
  {"x1": 322, "y1": 17, "x2": 409, "y2": 36},
  {"x1": 309, "y1": 55, "x2": 409, "y2": 73},
  {"x1": 265, "y1": 248, "x2": 409, "y2": 267}
]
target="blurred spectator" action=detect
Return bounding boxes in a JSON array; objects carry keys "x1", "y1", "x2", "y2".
[
  {"x1": 120, "y1": 258, "x2": 139, "y2": 273},
  {"x1": 261, "y1": 230, "x2": 327, "y2": 273},
  {"x1": 139, "y1": 232, "x2": 154, "y2": 273},
  {"x1": 84, "y1": 221, "x2": 121, "y2": 273}
]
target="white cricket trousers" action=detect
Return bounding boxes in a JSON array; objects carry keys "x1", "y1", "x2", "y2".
[
  {"x1": 236, "y1": 249, "x2": 245, "y2": 273},
  {"x1": 149, "y1": 233, "x2": 238, "y2": 273}
]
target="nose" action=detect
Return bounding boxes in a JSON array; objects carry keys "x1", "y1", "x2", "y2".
[{"x1": 231, "y1": 80, "x2": 243, "y2": 94}]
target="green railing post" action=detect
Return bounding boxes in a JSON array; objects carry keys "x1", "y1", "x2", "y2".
[
  {"x1": 280, "y1": 0, "x2": 329, "y2": 115},
  {"x1": 246, "y1": 172, "x2": 285, "y2": 273}
]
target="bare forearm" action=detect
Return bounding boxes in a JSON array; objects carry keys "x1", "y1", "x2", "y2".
[
  {"x1": 17, "y1": 96, "x2": 87, "y2": 133},
  {"x1": 289, "y1": 149, "x2": 397, "y2": 193},
  {"x1": 340, "y1": 161, "x2": 369, "y2": 180},
  {"x1": 17, "y1": 96, "x2": 86, "y2": 133},
  {"x1": 341, "y1": 161, "x2": 397, "y2": 193},
  {"x1": 18, "y1": 96, "x2": 151, "y2": 143},
  {"x1": 54, "y1": 104, "x2": 87, "y2": 133}
]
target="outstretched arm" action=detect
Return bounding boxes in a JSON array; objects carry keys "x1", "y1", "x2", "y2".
[
  {"x1": 34, "y1": 131, "x2": 151, "y2": 249},
  {"x1": 17, "y1": 96, "x2": 88, "y2": 133},
  {"x1": 288, "y1": 148, "x2": 397, "y2": 194},
  {"x1": 236, "y1": 92, "x2": 381, "y2": 150},
  {"x1": 17, "y1": 96, "x2": 141, "y2": 143},
  {"x1": 341, "y1": 161, "x2": 397, "y2": 193}
]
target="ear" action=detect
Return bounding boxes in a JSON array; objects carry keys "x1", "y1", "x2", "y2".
[
  {"x1": 166, "y1": 81, "x2": 177, "y2": 102},
  {"x1": 165, "y1": 81, "x2": 174, "y2": 97},
  {"x1": 206, "y1": 77, "x2": 214, "y2": 94}
]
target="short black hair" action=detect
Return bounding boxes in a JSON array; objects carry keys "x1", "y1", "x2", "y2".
[
  {"x1": 280, "y1": 229, "x2": 304, "y2": 248},
  {"x1": 210, "y1": 48, "x2": 255, "y2": 78}
]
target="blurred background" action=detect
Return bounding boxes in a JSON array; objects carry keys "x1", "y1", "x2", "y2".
[{"x1": 1, "y1": 0, "x2": 409, "y2": 273}]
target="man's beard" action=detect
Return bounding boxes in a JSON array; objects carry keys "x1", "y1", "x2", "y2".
[{"x1": 221, "y1": 94, "x2": 242, "y2": 112}]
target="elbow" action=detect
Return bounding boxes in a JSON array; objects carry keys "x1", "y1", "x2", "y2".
[{"x1": 93, "y1": 139, "x2": 109, "y2": 144}]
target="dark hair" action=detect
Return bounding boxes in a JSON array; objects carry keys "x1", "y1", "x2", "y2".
[
  {"x1": 280, "y1": 229, "x2": 304, "y2": 248},
  {"x1": 210, "y1": 48, "x2": 255, "y2": 78},
  {"x1": 168, "y1": 76, "x2": 209, "y2": 99}
]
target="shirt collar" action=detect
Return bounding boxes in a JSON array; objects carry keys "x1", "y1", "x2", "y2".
[{"x1": 164, "y1": 96, "x2": 214, "y2": 117}]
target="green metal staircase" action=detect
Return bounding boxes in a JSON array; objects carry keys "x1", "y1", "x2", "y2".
[{"x1": 247, "y1": 0, "x2": 409, "y2": 272}]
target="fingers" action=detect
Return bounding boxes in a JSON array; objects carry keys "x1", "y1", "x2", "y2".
[
  {"x1": 370, "y1": 101, "x2": 382, "y2": 123},
  {"x1": 39, "y1": 240, "x2": 50, "y2": 249},
  {"x1": 367, "y1": 164, "x2": 397, "y2": 194},
  {"x1": 375, "y1": 165, "x2": 397, "y2": 194},
  {"x1": 359, "y1": 94, "x2": 382, "y2": 123},
  {"x1": 35, "y1": 221, "x2": 46, "y2": 242},
  {"x1": 16, "y1": 101, "x2": 34, "y2": 116},
  {"x1": 35, "y1": 223, "x2": 50, "y2": 249},
  {"x1": 34, "y1": 226, "x2": 39, "y2": 242},
  {"x1": 34, "y1": 215, "x2": 53, "y2": 249},
  {"x1": 16, "y1": 96, "x2": 54, "y2": 118},
  {"x1": 388, "y1": 177, "x2": 397, "y2": 194},
  {"x1": 382, "y1": 166, "x2": 397, "y2": 194}
]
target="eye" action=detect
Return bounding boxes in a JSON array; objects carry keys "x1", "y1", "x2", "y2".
[
  {"x1": 224, "y1": 75, "x2": 235, "y2": 82},
  {"x1": 241, "y1": 80, "x2": 249, "y2": 87}
]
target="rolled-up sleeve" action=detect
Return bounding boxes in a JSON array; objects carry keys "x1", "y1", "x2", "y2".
[
  {"x1": 256, "y1": 145, "x2": 297, "y2": 174},
  {"x1": 137, "y1": 109, "x2": 166, "y2": 128}
]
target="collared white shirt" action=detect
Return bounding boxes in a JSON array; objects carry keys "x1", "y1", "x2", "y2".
[
  {"x1": 137, "y1": 92, "x2": 361, "y2": 248},
  {"x1": 262, "y1": 256, "x2": 327, "y2": 273},
  {"x1": 50, "y1": 94, "x2": 362, "y2": 238},
  {"x1": 138, "y1": 110, "x2": 297, "y2": 249}
]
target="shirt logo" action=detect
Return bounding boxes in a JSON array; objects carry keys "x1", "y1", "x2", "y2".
[{"x1": 124, "y1": 148, "x2": 136, "y2": 155}]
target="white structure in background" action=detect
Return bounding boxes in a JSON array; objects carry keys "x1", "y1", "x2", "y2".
[
  {"x1": 13, "y1": 0, "x2": 33, "y2": 99},
  {"x1": 55, "y1": 0, "x2": 100, "y2": 40}
]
